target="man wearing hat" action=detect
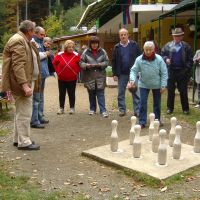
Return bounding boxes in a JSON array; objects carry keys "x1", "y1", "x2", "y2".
[{"x1": 161, "y1": 27, "x2": 193, "y2": 114}]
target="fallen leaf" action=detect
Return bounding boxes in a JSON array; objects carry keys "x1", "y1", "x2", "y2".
[
  {"x1": 160, "y1": 186, "x2": 168, "y2": 192},
  {"x1": 186, "y1": 176, "x2": 196, "y2": 182},
  {"x1": 90, "y1": 182, "x2": 98, "y2": 186},
  {"x1": 64, "y1": 182, "x2": 70, "y2": 185},
  {"x1": 193, "y1": 188, "x2": 200, "y2": 192},
  {"x1": 99, "y1": 187, "x2": 110, "y2": 192},
  {"x1": 139, "y1": 193, "x2": 148, "y2": 197},
  {"x1": 15, "y1": 157, "x2": 21, "y2": 160}
]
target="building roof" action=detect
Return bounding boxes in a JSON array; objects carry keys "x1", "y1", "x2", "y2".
[
  {"x1": 53, "y1": 32, "x2": 96, "y2": 43},
  {"x1": 77, "y1": 0, "x2": 116, "y2": 28},
  {"x1": 159, "y1": 0, "x2": 200, "y2": 18}
]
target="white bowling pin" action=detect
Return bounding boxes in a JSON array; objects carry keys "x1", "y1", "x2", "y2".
[
  {"x1": 129, "y1": 116, "x2": 137, "y2": 145},
  {"x1": 158, "y1": 129, "x2": 167, "y2": 165},
  {"x1": 133, "y1": 125, "x2": 141, "y2": 158},
  {"x1": 173, "y1": 125, "x2": 182, "y2": 159},
  {"x1": 194, "y1": 121, "x2": 200, "y2": 153},
  {"x1": 152, "y1": 120, "x2": 160, "y2": 153},
  {"x1": 169, "y1": 117, "x2": 177, "y2": 147},
  {"x1": 149, "y1": 113, "x2": 155, "y2": 141},
  {"x1": 110, "y1": 120, "x2": 118, "y2": 152}
]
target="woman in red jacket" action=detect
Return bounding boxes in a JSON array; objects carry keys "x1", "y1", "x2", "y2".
[{"x1": 53, "y1": 40, "x2": 80, "y2": 114}]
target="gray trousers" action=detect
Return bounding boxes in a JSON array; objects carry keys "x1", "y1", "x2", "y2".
[{"x1": 13, "y1": 94, "x2": 32, "y2": 147}]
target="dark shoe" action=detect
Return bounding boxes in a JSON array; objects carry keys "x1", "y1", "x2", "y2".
[
  {"x1": 141, "y1": 124, "x2": 145, "y2": 129},
  {"x1": 159, "y1": 122, "x2": 164, "y2": 127},
  {"x1": 166, "y1": 109, "x2": 173, "y2": 114},
  {"x1": 133, "y1": 112, "x2": 139, "y2": 117},
  {"x1": 31, "y1": 124, "x2": 45, "y2": 129},
  {"x1": 183, "y1": 110, "x2": 189, "y2": 115},
  {"x1": 18, "y1": 143, "x2": 40, "y2": 150},
  {"x1": 13, "y1": 141, "x2": 35, "y2": 147},
  {"x1": 40, "y1": 119, "x2": 49, "y2": 124},
  {"x1": 119, "y1": 111, "x2": 126, "y2": 117}
]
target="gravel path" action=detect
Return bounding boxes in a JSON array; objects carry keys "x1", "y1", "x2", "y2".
[{"x1": 0, "y1": 77, "x2": 200, "y2": 200}]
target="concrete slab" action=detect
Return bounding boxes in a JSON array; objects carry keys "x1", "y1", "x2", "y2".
[{"x1": 82, "y1": 136, "x2": 200, "y2": 180}]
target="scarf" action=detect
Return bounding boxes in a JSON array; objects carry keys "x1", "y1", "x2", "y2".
[{"x1": 142, "y1": 52, "x2": 156, "y2": 61}]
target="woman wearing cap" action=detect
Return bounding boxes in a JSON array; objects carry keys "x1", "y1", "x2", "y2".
[
  {"x1": 80, "y1": 36, "x2": 109, "y2": 118},
  {"x1": 130, "y1": 41, "x2": 168, "y2": 128},
  {"x1": 53, "y1": 40, "x2": 80, "y2": 114}
]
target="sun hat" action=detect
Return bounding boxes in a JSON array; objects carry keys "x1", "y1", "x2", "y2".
[{"x1": 172, "y1": 28, "x2": 184, "y2": 36}]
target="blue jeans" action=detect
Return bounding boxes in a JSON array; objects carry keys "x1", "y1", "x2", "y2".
[
  {"x1": 198, "y1": 84, "x2": 200, "y2": 105},
  {"x1": 31, "y1": 78, "x2": 46, "y2": 125},
  {"x1": 40, "y1": 78, "x2": 46, "y2": 116},
  {"x1": 118, "y1": 74, "x2": 140, "y2": 115},
  {"x1": 139, "y1": 88, "x2": 161, "y2": 125},
  {"x1": 31, "y1": 92, "x2": 43, "y2": 125},
  {"x1": 88, "y1": 89, "x2": 106, "y2": 113}
]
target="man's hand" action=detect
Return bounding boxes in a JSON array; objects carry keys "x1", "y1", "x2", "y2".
[
  {"x1": 86, "y1": 64, "x2": 94, "y2": 69},
  {"x1": 96, "y1": 63, "x2": 102, "y2": 68},
  {"x1": 46, "y1": 51, "x2": 50, "y2": 57},
  {"x1": 160, "y1": 88, "x2": 166, "y2": 94},
  {"x1": 166, "y1": 58, "x2": 171, "y2": 65},
  {"x1": 113, "y1": 76, "x2": 118, "y2": 81},
  {"x1": 22, "y1": 83, "x2": 33, "y2": 97},
  {"x1": 129, "y1": 81, "x2": 135, "y2": 87}
]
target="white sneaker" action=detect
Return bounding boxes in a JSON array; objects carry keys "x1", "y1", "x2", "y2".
[
  {"x1": 57, "y1": 108, "x2": 64, "y2": 115},
  {"x1": 89, "y1": 110, "x2": 95, "y2": 115},
  {"x1": 194, "y1": 104, "x2": 200, "y2": 108},
  {"x1": 69, "y1": 108, "x2": 75, "y2": 114},
  {"x1": 102, "y1": 111, "x2": 109, "y2": 118}
]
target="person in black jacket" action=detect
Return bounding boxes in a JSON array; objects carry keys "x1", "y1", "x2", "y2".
[
  {"x1": 161, "y1": 27, "x2": 193, "y2": 115},
  {"x1": 112, "y1": 28, "x2": 141, "y2": 117}
]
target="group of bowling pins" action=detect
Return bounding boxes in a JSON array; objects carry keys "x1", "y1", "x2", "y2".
[{"x1": 110, "y1": 113, "x2": 200, "y2": 166}]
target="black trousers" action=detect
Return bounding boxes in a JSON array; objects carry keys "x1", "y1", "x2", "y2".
[
  {"x1": 58, "y1": 80, "x2": 77, "y2": 109},
  {"x1": 167, "y1": 69, "x2": 189, "y2": 112}
]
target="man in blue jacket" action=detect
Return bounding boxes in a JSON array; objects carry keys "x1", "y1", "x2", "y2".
[
  {"x1": 112, "y1": 28, "x2": 141, "y2": 117},
  {"x1": 31, "y1": 26, "x2": 50, "y2": 128}
]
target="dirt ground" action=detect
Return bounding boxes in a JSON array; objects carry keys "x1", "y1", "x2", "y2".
[{"x1": 0, "y1": 77, "x2": 200, "y2": 200}]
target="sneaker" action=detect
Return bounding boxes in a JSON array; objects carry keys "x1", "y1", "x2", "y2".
[
  {"x1": 89, "y1": 110, "x2": 95, "y2": 115},
  {"x1": 141, "y1": 124, "x2": 145, "y2": 129},
  {"x1": 194, "y1": 104, "x2": 200, "y2": 108},
  {"x1": 159, "y1": 122, "x2": 164, "y2": 127},
  {"x1": 102, "y1": 111, "x2": 109, "y2": 118},
  {"x1": 119, "y1": 111, "x2": 126, "y2": 117},
  {"x1": 183, "y1": 110, "x2": 189, "y2": 115},
  {"x1": 69, "y1": 108, "x2": 75, "y2": 114},
  {"x1": 166, "y1": 109, "x2": 173, "y2": 114},
  {"x1": 57, "y1": 108, "x2": 64, "y2": 115}
]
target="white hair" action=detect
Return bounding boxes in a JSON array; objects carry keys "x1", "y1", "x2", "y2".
[{"x1": 143, "y1": 41, "x2": 155, "y2": 49}]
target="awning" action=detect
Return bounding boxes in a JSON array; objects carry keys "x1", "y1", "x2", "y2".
[
  {"x1": 159, "y1": 0, "x2": 200, "y2": 18},
  {"x1": 76, "y1": 0, "x2": 117, "y2": 28}
]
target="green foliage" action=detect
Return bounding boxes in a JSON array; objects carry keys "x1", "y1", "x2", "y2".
[
  {"x1": 62, "y1": 4, "x2": 85, "y2": 34},
  {"x1": 41, "y1": 14, "x2": 64, "y2": 38},
  {"x1": 106, "y1": 66, "x2": 113, "y2": 77},
  {"x1": 1, "y1": 31, "x2": 13, "y2": 50}
]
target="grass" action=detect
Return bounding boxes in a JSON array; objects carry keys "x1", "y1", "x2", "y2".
[
  {"x1": 125, "y1": 90, "x2": 199, "y2": 126},
  {"x1": 0, "y1": 129, "x2": 8, "y2": 137},
  {"x1": 0, "y1": 108, "x2": 13, "y2": 121},
  {"x1": 0, "y1": 162, "x2": 91, "y2": 200}
]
